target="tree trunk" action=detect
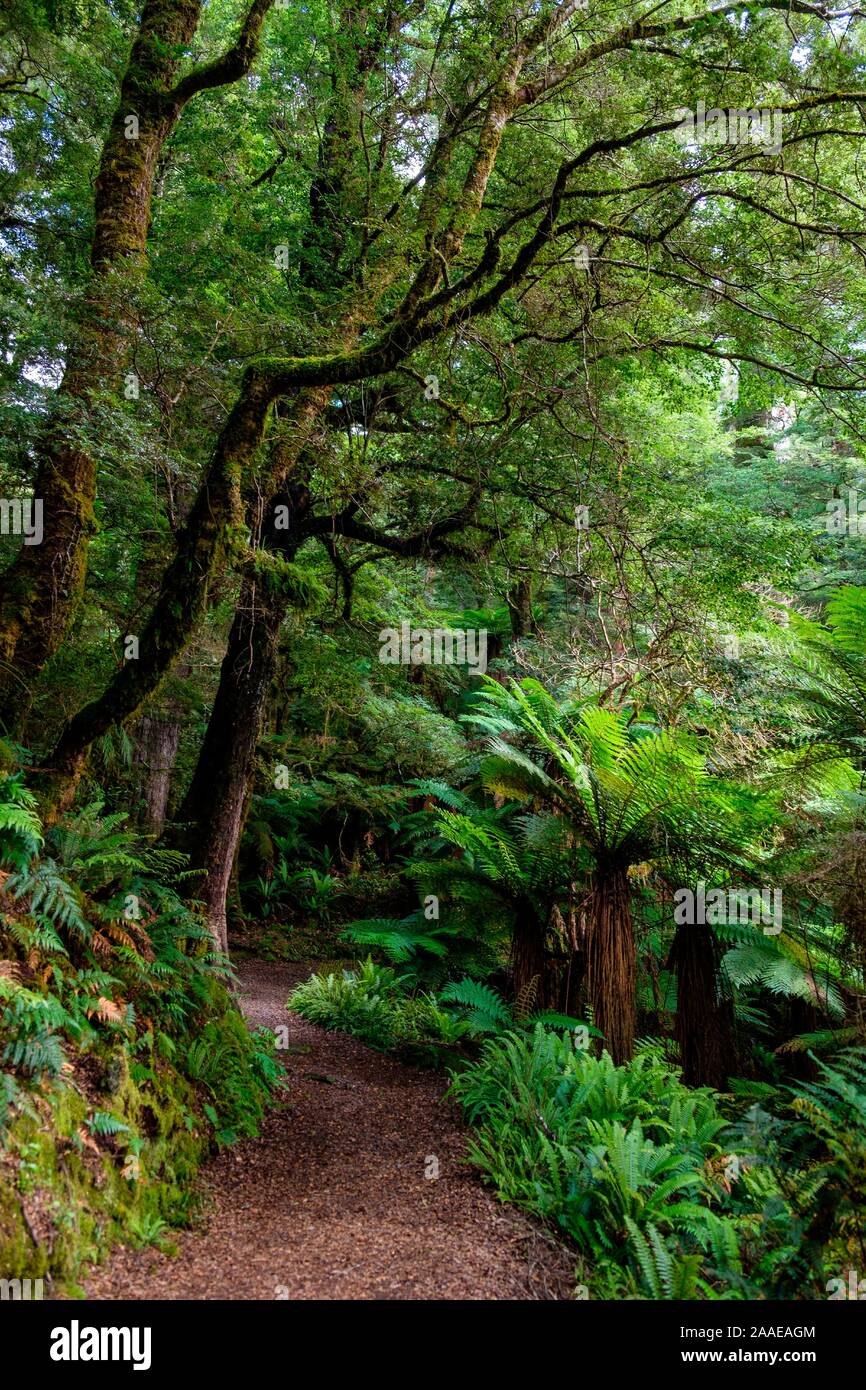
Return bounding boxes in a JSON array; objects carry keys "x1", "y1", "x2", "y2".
[
  {"x1": 178, "y1": 580, "x2": 284, "y2": 953},
  {"x1": 41, "y1": 386, "x2": 331, "y2": 814},
  {"x1": 33, "y1": 0, "x2": 488, "y2": 801},
  {"x1": 175, "y1": 485, "x2": 310, "y2": 950},
  {"x1": 586, "y1": 864, "x2": 635, "y2": 1064},
  {"x1": 0, "y1": 1, "x2": 206, "y2": 730},
  {"x1": 729, "y1": 407, "x2": 772, "y2": 463},
  {"x1": 511, "y1": 911, "x2": 547, "y2": 1013},
  {"x1": 0, "y1": 0, "x2": 275, "y2": 738},
  {"x1": 506, "y1": 577, "x2": 535, "y2": 639},
  {"x1": 135, "y1": 715, "x2": 181, "y2": 833},
  {"x1": 670, "y1": 921, "x2": 736, "y2": 1090}
]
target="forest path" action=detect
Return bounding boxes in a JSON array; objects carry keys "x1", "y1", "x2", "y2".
[{"x1": 81, "y1": 959, "x2": 574, "y2": 1300}]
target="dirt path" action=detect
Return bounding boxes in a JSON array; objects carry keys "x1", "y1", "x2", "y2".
[{"x1": 81, "y1": 960, "x2": 574, "y2": 1300}]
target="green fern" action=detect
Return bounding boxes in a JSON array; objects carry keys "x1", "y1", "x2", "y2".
[
  {"x1": 340, "y1": 912, "x2": 455, "y2": 965},
  {"x1": 625, "y1": 1219, "x2": 705, "y2": 1298},
  {"x1": 438, "y1": 977, "x2": 513, "y2": 1035},
  {"x1": 86, "y1": 1111, "x2": 131, "y2": 1137},
  {"x1": 6, "y1": 862, "x2": 91, "y2": 942},
  {"x1": 0, "y1": 774, "x2": 42, "y2": 871}
]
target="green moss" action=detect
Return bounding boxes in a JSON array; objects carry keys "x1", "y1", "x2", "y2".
[
  {"x1": 246, "y1": 552, "x2": 328, "y2": 606},
  {"x1": 0, "y1": 990, "x2": 266, "y2": 1292}
]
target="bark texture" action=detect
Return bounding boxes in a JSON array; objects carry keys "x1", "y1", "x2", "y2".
[
  {"x1": 136, "y1": 715, "x2": 181, "y2": 833},
  {"x1": 586, "y1": 864, "x2": 636, "y2": 1064},
  {"x1": 178, "y1": 584, "x2": 284, "y2": 952},
  {"x1": 507, "y1": 577, "x2": 536, "y2": 639},
  {"x1": 511, "y1": 910, "x2": 548, "y2": 1012},
  {"x1": 671, "y1": 921, "x2": 736, "y2": 1090}
]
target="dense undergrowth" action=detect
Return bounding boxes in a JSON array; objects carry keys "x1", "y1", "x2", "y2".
[
  {"x1": 272, "y1": 593, "x2": 866, "y2": 1300},
  {"x1": 288, "y1": 961, "x2": 866, "y2": 1300},
  {"x1": 5, "y1": 0, "x2": 866, "y2": 1308},
  {"x1": 0, "y1": 759, "x2": 281, "y2": 1292}
]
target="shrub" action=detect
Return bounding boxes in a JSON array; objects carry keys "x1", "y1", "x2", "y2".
[{"x1": 724, "y1": 1049, "x2": 866, "y2": 1297}]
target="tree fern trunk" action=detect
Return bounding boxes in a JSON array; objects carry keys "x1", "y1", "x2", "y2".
[
  {"x1": 586, "y1": 865, "x2": 635, "y2": 1064},
  {"x1": 671, "y1": 921, "x2": 736, "y2": 1089},
  {"x1": 511, "y1": 913, "x2": 547, "y2": 1012}
]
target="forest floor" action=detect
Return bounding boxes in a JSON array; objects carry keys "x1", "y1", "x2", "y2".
[{"x1": 79, "y1": 959, "x2": 575, "y2": 1300}]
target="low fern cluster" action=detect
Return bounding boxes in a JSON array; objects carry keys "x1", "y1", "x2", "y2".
[
  {"x1": 723, "y1": 1051, "x2": 866, "y2": 1297},
  {"x1": 449, "y1": 1025, "x2": 866, "y2": 1299},
  {"x1": 0, "y1": 773, "x2": 282, "y2": 1150},
  {"x1": 185, "y1": 1016, "x2": 283, "y2": 1144},
  {"x1": 287, "y1": 961, "x2": 590, "y2": 1064},
  {"x1": 287, "y1": 959, "x2": 467, "y2": 1062},
  {"x1": 0, "y1": 765, "x2": 288, "y2": 1287},
  {"x1": 448, "y1": 1026, "x2": 740, "y2": 1297}
]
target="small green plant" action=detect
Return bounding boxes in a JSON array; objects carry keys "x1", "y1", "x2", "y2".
[
  {"x1": 287, "y1": 958, "x2": 467, "y2": 1061},
  {"x1": 184, "y1": 1015, "x2": 283, "y2": 1143},
  {"x1": 86, "y1": 1111, "x2": 132, "y2": 1138},
  {"x1": 126, "y1": 1211, "x2": 170, "y2": 1247},
  {"x1": 302, "y1": 868, "x2": 338, "y2": 919},
  {"x1": 242, "y1": 857, "x2": 338, "y2": 923}
]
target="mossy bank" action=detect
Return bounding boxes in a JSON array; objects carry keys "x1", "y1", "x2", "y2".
[
  {"x1": 0, "y1": 772, "x2": 281, "y2": 1297},
  {"x1": 0, "y1": 979, "x2": 279, "y2": 1296}
]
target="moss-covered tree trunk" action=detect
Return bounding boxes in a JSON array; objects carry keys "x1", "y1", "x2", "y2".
[
  {"x1": 176, "y1": 483, "x2": 312, "y2": 950},
  {"x1": 177, "y1": 580, "x2": 285, "y2": 953},
  {"x1": 35, "y1": 0, "x2": 534, "y2": 803},
  {"x1": 0, "y1": 0, "x2": 274, "y2": 735},
  {"x1": 41, "y1": 380, "x2": 331, "y2": 816},
  {"x1": 586, "y1": 863, "x2": 635, "y2": 1064},
  {"x1": 506, "y1": 577, "x2": 535, "y2": 640},
  {"x1": 0, "y1": 1, "x2": 206, "y2": 731}
]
